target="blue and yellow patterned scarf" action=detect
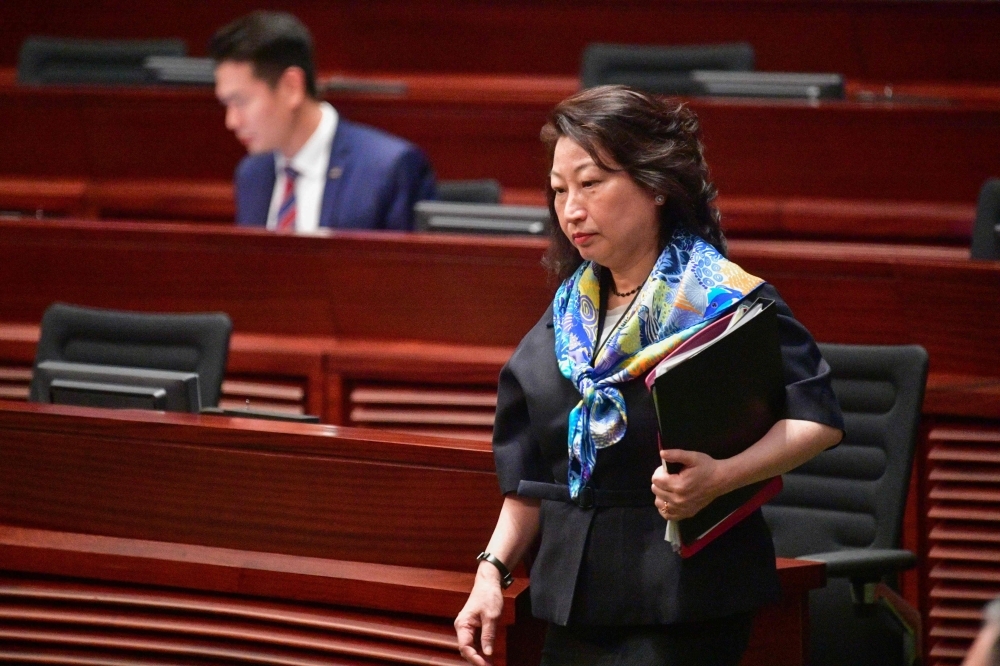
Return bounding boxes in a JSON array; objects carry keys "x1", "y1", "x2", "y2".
[{"x1": 553, "y1": 230, "x2": 764, "y2": 498}]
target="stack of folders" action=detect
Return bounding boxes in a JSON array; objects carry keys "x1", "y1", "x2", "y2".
[{"x1": 644, "y1": 298, "x2": 786, "y2": 558}]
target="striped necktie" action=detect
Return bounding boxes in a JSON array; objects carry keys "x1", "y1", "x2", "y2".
[{"x1": 276, "y1": 166, "x2": 298, "y2": 232}]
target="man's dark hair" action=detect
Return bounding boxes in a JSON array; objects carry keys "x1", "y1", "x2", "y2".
[
  {"x1": 209, "y1": 10, "x2": 317, "y2": 99},
  {"x1": 540, "y1": 85, "x2": 726, "y2": 282}
]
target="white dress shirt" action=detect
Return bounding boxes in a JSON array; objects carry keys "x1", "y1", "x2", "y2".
[{"x1": 266, "y1": 102, "x2": 339, "y2": 233}]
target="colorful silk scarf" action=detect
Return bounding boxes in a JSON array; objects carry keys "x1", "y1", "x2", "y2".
[{"x1": 553, "y1": 230, "x2": 765, "y2": 498}]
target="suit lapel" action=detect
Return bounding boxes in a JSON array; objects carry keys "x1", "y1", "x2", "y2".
[
  {"x1": 319, "y1": 121, "x2": 352, "y2": 229},
  {"x1": 239, "y1": 154, "x2": 277, "y2": 226}
]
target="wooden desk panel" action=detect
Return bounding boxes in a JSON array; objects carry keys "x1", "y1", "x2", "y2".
[
  {"x1": 1, "y1": 0, "x2": 998, "y2": 83},
  {"x1": 0, "y1": 401, "x2": 500, "y2": 570},
  {"x1": 3, "y1": 223, "x2": 999, "y2": 664},
  {"x1": 3, "y1": 219, "x2": 999, "y2": 373},
  {"x1": 3, "y1": 74, "x2": 999, "y2": 205},
  {"x1": 0, "y1": 528, "x2": 535, "y2": 666},
  {"x1": 0, "y1": 174, "x2": 976, "y2": 245},
  {"x1": 0, "y1": 401, "x2": 824, "y2": 666},
  {"x1": 0, "y1": 219, "x2": 552, "y2": 345}
]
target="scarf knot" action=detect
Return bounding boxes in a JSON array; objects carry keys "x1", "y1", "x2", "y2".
[{"x1": 553, "y1": 230, "x2": 764, "y2": 499}]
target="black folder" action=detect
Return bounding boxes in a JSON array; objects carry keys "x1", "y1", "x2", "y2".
[{"x1": 646, "y1": 298, "x2": 786, "y2": 557}]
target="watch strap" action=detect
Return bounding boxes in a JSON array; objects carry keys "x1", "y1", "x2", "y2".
[{"x1": 477, "y1": 551, "x2": 514, "y2": 589}]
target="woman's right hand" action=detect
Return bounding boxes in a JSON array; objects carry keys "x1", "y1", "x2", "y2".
[{"x1": 455, "y1": 565, "x2": 506, "y2": 665}]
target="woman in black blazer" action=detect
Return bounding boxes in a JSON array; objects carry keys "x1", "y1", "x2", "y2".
[{"x1": 455, "y1": 86, "x2": 844, "y2": 666}]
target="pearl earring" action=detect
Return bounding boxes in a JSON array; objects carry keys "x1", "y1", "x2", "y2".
[{"x1": 655, "y1": 195, "x2": 665, "y2": 205}]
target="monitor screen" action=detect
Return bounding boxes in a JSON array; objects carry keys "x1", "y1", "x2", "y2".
[
  {"x1": 414, "y1": 201, "x2": 550, "y2": 236},
  {"x1": 31, "y1": 360, "x2": 201, "y2": 413}
]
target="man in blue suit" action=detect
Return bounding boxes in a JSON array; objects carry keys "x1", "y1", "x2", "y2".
[{"x1": 210, "y1": 11, "x2": 434, "y2": 232}]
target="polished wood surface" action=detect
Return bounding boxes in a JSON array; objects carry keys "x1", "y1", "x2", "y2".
[
  {"x1": 0, "y1": 218, "x2": 552, "y2": 345},
  {"x1": 1, "y1": 0, "x2": 998, "y2": 82},
  {"x1": 0, "y1": 401, "x2": 824, "y2": 665},
  {"x1": 3, "y1": 219, "x2": 999, "y2": 374},
  {"x1": 3, "y1": 222, "x2": 999, "y2": 664},
  {"x1": 0, "y1": 401, "x2": 499, "y2": 570},
  {"x1": 0, "y1": 173, "x2": 977, "y2": 244},
  {"x1": 2, "y1": 72, "x2": 998, "y2": 207}
]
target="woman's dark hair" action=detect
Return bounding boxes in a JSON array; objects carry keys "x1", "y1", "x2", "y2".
[
  {"x1": 540, "y1": 85, "x2": 726, "y2": 281},
  {"x1": 209, "y1": 11, "x2": 318, "y2": 99}
]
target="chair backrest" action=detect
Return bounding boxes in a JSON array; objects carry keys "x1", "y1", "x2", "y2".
[
  {"x1": 580, "y1": 42, "x2": 755, "y2": 91},
  {"x1": 971, "y1": 178, "x2": 1000, "y2": 260},
  {"x1": 435, "y1": 179, "x2": 502, "y2": 204},
  {"x1": 29, "y1": 303, "x2": 232, "y2": 408},
  {"x1": 18, "y1": 37, "x2": 186, "y2": 85},
  {"x1": 764, "y1": 344, "x2": 928, "y2": 558}
]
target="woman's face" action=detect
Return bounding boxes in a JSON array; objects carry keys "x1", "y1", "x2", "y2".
[{"x1": 550, "y1": 136, "x2": 661, "y2": 273}]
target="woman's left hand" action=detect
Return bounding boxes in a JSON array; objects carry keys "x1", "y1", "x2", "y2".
[{"x1": 651, "y1": 449, "x2": 727, "y2": 521}]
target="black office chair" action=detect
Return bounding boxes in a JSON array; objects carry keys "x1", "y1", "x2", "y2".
[
  {"x1": 763, "y1": 343, "x2": 929, "y2": 666},
  {"x1": 17, "y1": 36, "x2": 186, "y2": 85},
  {"x1": 435, "y1": 179, "x2": 503, "y2": 204},
  {"x1": 29, "y1": 303, "x2": 232, "y2": 408},
  {"x1": 971, "y1": 178, "x2": 1000, "y2": 260},
  {"x1": 580, "y1": 42, "x2": 755, "y2": 93}
]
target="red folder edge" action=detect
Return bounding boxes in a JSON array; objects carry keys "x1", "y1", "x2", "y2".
[{"x1": 678, "y1": 475, "x2": 784, "y2": 558}]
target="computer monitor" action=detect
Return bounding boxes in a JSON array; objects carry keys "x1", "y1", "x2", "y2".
[
  {"x1": 688, "y1": 71, "x2": 845, "y2": 100},
  {"x1": 30, "y1": 360, "x2": 201, "y2": 413},
  {"x1": 414, "y1": 201, "x2": 550, "y2": 236}
]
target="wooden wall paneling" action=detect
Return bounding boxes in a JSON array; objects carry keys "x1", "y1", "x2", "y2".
[
  {"x1": 3, "y1": 77, "x2": 1000, "y2": 206},
  {"x1": 0, "y1": 220, "x2": 555, "y2": 344},
  {"x1": 0, "y1": 366, "x2": 31, "y2": 402},
  {"x1": 925, "y1": 377, "x2": 1000, "y2": 422},
  {"x1": 727, "y1": 241, "x2": 1000, "y2": 375},
  {"x1": 0, "y1": 528, "x2": 824, "y2": 666},
  {"x1": 0, "y1": 176, "x2": 980, "y2": 241},
  {"x1": 346, "y1": 379, "x2": 498, "y2": 442},
  {"x1": 924, "y1": 425, "x2": 1000, "y2": 666},
  {"x1": 0, "y1": 526, "x2": 532, "y2": 666},
  {"x1": 0, "y1": 85, "x2": 239, "y2": 180},
  {"x1": 895, "y1": 263, "x2": 1000, "y2": 376},
  {"x1": 691, "y1": 100, "x2": 1000, "y2": 205},
  {"x1": 766, "y1": 198, "x2": 976, "y2": 244},
  {"x1": 0, "y1": 401, "x2": 500, "y2": 571},
  {"x1": 224, "y1": 334, "x2": 328, "y2": 418},
  {"x1": 5, "y1": 221, "x2": 1000, "y2": 367},
  {"x1": 332, "y1": 92, "x2": 553, "y2": 190},
  {"x1": 1, "y1": 1, "x2": 999, "y2": 82},
  {"x1": 0, "y1": 177, "x2": 87, "y2": 218},
  {"x1": 85, "y1": 178, "x2": 235, "y2": 222},
  {"x1": 0, "y1": 325, "x2": 37, "y2": 403},
  {"x1": 0, "y1": 402, "x2": 825, "y2": 666},
  {"x1": 324, "y1": 371, "x2": 346, "y2": 425}
]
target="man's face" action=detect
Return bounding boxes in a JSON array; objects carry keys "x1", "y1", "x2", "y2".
[{"x1": 214, "y1": 61, "x2": 295, "y2": 154}]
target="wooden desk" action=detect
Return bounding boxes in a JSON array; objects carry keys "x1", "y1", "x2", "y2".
[
  {"x1": 1, "y1": 0, "x2": 998, "y2": 83},
  {"x1": 2, "y1": 219, "x2": 998, "y2": 370},
  {"x1": 0, "y1": 174, "x2": 977, "y2": 245},
  {"x1": 0, "y1": 401, "x2": 824, "y2": 666},
  {"x1": 3, "y1": 220, "x2": 1000, "y2": 663},
  {"x1": 2, "y1": 72, "x2": 998, "y2": 207}
]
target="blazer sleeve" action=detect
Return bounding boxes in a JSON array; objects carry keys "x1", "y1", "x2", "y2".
[
  {"x1": 381, "y1": 146, "x2": 436, "y2": 231},
  {"x1": 763, "y1": 284, "x2": 845, "y2": 433},
  {"x1": 492, "y1": 315, "x2": 562, "y2": 495}
]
